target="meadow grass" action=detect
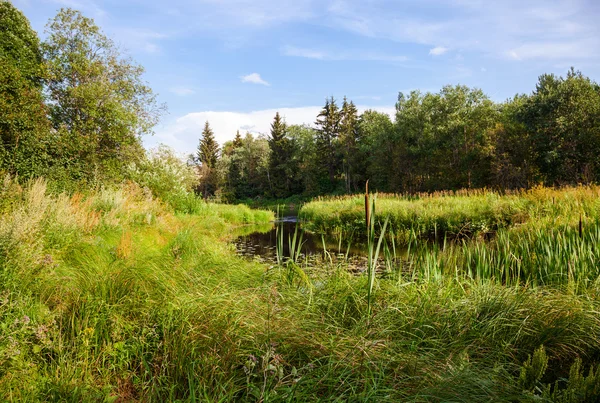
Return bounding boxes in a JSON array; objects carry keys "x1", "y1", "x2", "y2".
[{"x1": 2, "y1": 179, "x2": 600, "y2": 401}]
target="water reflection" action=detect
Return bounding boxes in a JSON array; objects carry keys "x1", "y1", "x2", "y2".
[{"x1": 232, "y1": 217, "x2": 406, "y2": 273}]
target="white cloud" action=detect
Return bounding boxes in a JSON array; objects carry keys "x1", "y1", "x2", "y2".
[
  {"x1": 429, "y1": 46, "x2": 448, "y2": 56},
  {"x1": 282, "y1": 45, "x2": 408, "y2": 62},
  {"x1": 169, "y1": 86, "x2": 195, "y2": 96},
  {"x1": 149, "y1": 105, "x2": 396, "y2": 155},
  {"x1": 241, "y1": 73, "x2": 270, "y2": 86}
]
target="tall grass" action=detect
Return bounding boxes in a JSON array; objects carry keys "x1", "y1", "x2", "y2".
[
  {"x1": 300, "y1": 185, "x2": 600, "y2": 244},
  {"x1": 2, "y1": 178, "x2": 600, "y2": 401}
]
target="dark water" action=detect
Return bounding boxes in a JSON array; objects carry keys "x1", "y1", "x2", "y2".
[{"x1": 232, "y1": 216, "x2": 406, "y2": 273}]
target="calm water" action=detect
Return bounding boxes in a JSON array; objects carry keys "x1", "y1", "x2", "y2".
[{"x1": 232, "y1": 216, "x2": 406, "y2": 273}]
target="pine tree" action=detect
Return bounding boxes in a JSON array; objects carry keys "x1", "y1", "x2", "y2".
[
  {"x1": 268, "y1": 112, "x2": 291, "y2": 197},
  {"x1": 197, "y1": 121, "x2": 219, "y2": 168},
  {"x1": 339, "y1": 97, "x2": 360, "y2": 192},
  {"x1": 315, "y1": 96, "x2": 341, "y2": 190}
]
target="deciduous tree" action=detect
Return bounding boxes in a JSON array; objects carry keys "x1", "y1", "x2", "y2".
[{"x1": 43, "y1": 8, "x2": 164, "y2": 185}]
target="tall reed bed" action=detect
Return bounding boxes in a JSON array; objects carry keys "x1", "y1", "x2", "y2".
[{"x1": 398, "y1": 220, "x2": 600, "y2": 289}]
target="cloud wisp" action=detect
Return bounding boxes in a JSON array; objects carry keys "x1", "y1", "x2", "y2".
[
  {"x1": 169, "y1": 86, "x2": 195, "y2": 96},
  {"x1": 429, "y1": 46, "x2": 448, "y2": 56},
  {"x1": 282, "y1": 45, "x2": 408, "y2": 62},
  {"x1": 240, "y1": 73, "x2": 271, "y2": 86}
]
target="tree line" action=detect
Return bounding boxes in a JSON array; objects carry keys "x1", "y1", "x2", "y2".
[
  {"x1": 196, "y1": 69, "x2": 600, "y2": 201},
  {"x1": 2, "y1": 1, "x2": 599, "y2": 200}
]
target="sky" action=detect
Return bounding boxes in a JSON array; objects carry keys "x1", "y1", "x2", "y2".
[{"x1": 13, "y1": 0, "x2": 600, "y2": 155}]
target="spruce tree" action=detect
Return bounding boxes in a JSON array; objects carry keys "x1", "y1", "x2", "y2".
[
  {"x1": 196, "y1": 121, "x2": 220, "y2": 197},
  {"x1": 197, "y1": 121, "x2": 219, "y2": 168},
  {"x1": 233, "y1": 130, "x2": 243, "y2": 148},
  {"x1": 227, "y1": 130, "x2": 245, "y2": 200},
  {"x1": 315, "y1": 96, "x2": 341, "y2": 190},
  {"x1": 268, "y1": 112, "x2": 291, "y2": 197},
  {"x1": 339, "y1": 97, "x2": 360, "y2": 192}
]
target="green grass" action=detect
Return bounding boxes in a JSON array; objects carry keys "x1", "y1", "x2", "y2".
[
  {"x1": 299, "y1": 186, "x2": 600, "y2": 244},
  {"x1": 2, "y1": 179, "x2": 600, "y2": 401}
]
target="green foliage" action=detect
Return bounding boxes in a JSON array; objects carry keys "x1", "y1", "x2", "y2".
[
  {"x1": 196, "y1": 121, "x2": 220, "y2": 198},
  {"x1": 0, "y1": 0, "x2": 42, "y2": 85},
  {"x1": 315, "y1": 96, "x2": 341, "y2": 191},
  {"x1": 127, "y1": 145, "x2": 201, "y2": 213},
  {"x1": 42, "y1": 8, "x2": 164, "y2": 186},
  {"x1": 339, "y1": 97, "x2": 361, "y2": 192},
  {"x1": 3, "y1": 179, "x2": 600, "y2": 401},
  {"x1": 222, "y1": 132, "x2": 271, "y2": 200},
  {"x1": 394, "y1": 86, "x2": 498, "y2": 191},
  {"x1": 0, "y1": 1, "x2": 49, "y2": 179},
  {"x1": 300, "y1": 190, "x2": 530, "y2": 242},
  {"x1": 490, "y1": 95, "x2": 536, "y2": 188},
  {"x1": 518, "y1": 345, "x2": 548, "y2": 391},
  {"x1": 197, "y1": 121, "x2": 219, "y2": 169},
  {"x1": 214, "y1": 70, "x2": 600, "y2": 201},
  {"x1": 518, "y1": 68, "x2": 600, "y2": 185},
  {"x1": 357, "y1": 110, "x2": 395, "y2": 191},
  {"x1": 547, "y1": 359, "x2": 600, "y2": 402},
  {"x1": 267, "y1": 112, "x2": 301, "y2": 198},
  {"x1": 288, "y1": 124, "x2": 320, "y2": 196}
]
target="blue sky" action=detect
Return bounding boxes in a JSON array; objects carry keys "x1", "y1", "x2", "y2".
[{"x1": 14, "y1": 0, "x2": 600, "y2": 154}]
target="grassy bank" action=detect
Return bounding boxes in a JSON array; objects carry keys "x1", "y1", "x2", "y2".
[
  {"x1": 2, "y1": 179, "x2": 600, "y2": 401},
  {"x1": 299, "y1": 186, "x2": 600, "y2": 242}
]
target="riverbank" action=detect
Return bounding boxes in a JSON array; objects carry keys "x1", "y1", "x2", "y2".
[
  {"x1": 299, "y1": 186, "x2": 600, "y2": 241},
  {"x1": 2, "y1": 180, "x2": 600, "y2": 401}
]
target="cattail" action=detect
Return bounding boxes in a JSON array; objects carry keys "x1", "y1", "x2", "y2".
[{"x1": 365, "y1": 180, "x2": 370, "y2": 237}]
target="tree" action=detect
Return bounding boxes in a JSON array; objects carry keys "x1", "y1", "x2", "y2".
[
  {"x1": 288, "y1": 124, "x2": 317, "y2": 195},
  {"x1": 339, "y1": 97, "x2": 360, "y2": 192},
  {"x1": 0, "y1": 0, "x2": 43, "y2": 86},
  {"x1": 268, "y1": 112, "x2": 294, "y2": 198},
  {"x1": 197, "y1": 121, "x2": 219, "y2": 168},
  {"x1": 43, "y1": 8, "x2": 164, "y2": 185},
  {"x1": 315, "y1": 96, "x2": 341, "y2": 191},
  {"x1": 490, "y1": 95, "x2": 536, "y2": 189},
  {"x1": 517, "y1": 69, "x2": 600, "y2": 185},
  {"x1": 196, "y1": 121, "x2": 220, "y2": 198},
  {"x1": 223, "y1": 130, "x2": 245, "y2": 201},
  {"x1": 0, "y1": 1, "x2": 49, "y2": 178},
  {"x1": 222, "y1": 130, "x2": 243, "y2": 157},
  {"x1": 394, "y1": 86, "x2": 498, "y2": 191},
  {"x1": 235, "y1": 133, "x2": 270, "y2": 199},
  {"x1": 233, "y1": 130, "x2": 243, "y2": 148},
  {"x1": 357, "y1": 110, "x2": 394, "y2": 192}
]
